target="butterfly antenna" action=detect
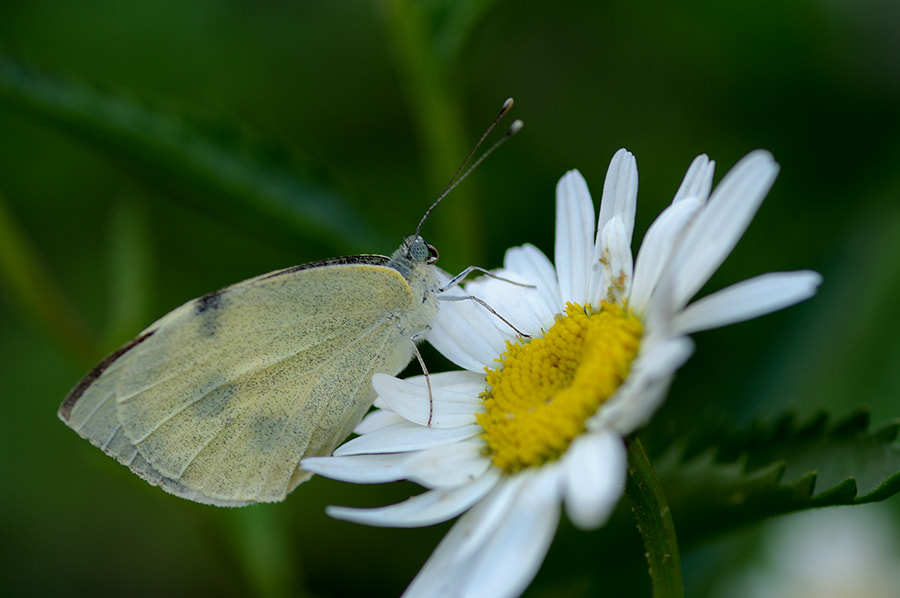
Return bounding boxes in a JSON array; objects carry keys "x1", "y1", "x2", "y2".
[{"x1": 415, "y1": 97, "x2": 523, "y2": 236}]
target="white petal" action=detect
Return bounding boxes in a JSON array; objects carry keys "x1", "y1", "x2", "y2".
[
  {"x1": 668, "y1": 150, "x2": 780, "y2": 310},
  {"x1": 642, "y1": 265, "x2": 678, "y2": 337},
  {"x1": 554, "y1": 170, "x2": 595, "y2": 305},
  {"x1": 430, "y1": 286, "x2": 509, "y2": 372},
  {"x1": 629, "y1": 197, "x2": 704, "y2": 313},
  {"x1": 354, "y1": 408, "x2": 405, "y2": 434},
  {"x1": 633, "y1": 334, "x2": 695, "y2": 381},
  {"x1": 563, "y1": 429, "x2": 627, "y2": 530},
  {"x1": 455, "y1": 243, "x2": 566, "y2": 336},
  {"x1": 590, "y1": 216, "x2": 633, "y2": 307},
  {"x1": 404, "y1": 438, "x2": 493, "y2": 488},
  {"x1": 403, "y1": 476, "x2": 529, "y2": 598},
  {"x1": 606, "y1": 375, "x2": 674, "y2": 436},
  {"x1": 671, "y1": 270, "x2": 823, "y2": 334},
  {"x1": 300, "y1": 453, "x2": 409, "y2": 484},
  {"x1": 447, "y1": 474, "x2": 531, "y2": 563},
  {"x1": 504, "y1": 243, "x2": 563, "y2": 315},
  {"x1": 460, "y1": 269, "x2": 550, "y2": 340},
  {"x1": 334, "y1": 421, "x2": 481, "y2": 456},
  {"x1": 327, "y1": 469, "x2": 501, "y2": 528},
  {"x1": 597, "y1": 148, "x2": 638, "y2": 247},
  {"x1": 405, "y1": 469, "x2": 561, "y2": 598},
  {"x1": 402, "y1": 530, "x2": 472, "y2": 598},
  {"x1": 672, "y1": 154, "x2": 715, "y2": 203},
  {"x1": 460, "y1": 468, "x2": 562, "y2": 598},
  {"x1": 373, "y1": 372, "x2": 484, "y2": 428},
  {"x1": 594, "y1": 336, "x2": 693, "y2": 434}
]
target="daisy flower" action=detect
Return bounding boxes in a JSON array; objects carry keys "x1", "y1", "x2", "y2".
[{"x1": 302, "y1": 149, "x2": 822, "y2": 598}]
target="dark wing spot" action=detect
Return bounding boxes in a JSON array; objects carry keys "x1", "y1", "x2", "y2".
[
  {"x1": 195, "y1": 290, "x2": 227, "y2": 337},
  {"x1": 58, "y1": 331, "x2": 156, "y2": 421},
  {"x1": 195, "y1": 290, "x2": 224, "y2": 315}
]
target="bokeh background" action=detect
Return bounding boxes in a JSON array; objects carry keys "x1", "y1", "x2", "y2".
[{"x1": 2, "y1": 1, "x2": 899, "y2": 596}]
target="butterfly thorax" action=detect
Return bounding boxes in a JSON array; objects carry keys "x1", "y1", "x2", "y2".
[{"x1": 386, "y1": 235, "x2": 442, "y2": 340}]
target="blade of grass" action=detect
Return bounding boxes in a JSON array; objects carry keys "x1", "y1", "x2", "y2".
[{"x1": 381, "y1": 0, "x2": 484, "y2": 271}]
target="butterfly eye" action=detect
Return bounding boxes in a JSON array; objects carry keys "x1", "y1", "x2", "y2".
[{"x1": 407, "y1": 236, "x2": 432, "y2": 263}]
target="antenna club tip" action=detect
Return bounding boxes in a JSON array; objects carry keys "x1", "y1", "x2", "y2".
[
  {"x1": 509, "y1": 119, "x2": 524, "y2": 134},
  {"x1": 502, "y1": 97, "x2": 514, "y2": 109}
]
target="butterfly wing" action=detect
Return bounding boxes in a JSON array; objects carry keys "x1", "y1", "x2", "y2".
[{"x1": 59, "y1": 259, "x2": 423, "y2": 506}]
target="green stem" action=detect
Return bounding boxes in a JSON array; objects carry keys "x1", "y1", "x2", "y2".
[
  {"x1": 218, "y1": 507, "x2": 306, "y2": 598},
  {"x1": 381, "y1": 0, "x2": 482, "y2": 271},
  {"x1": 625, "y1": 436, "x2": 684, "y2": 598}
]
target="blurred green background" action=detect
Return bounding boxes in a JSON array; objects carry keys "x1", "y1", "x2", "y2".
[{"x1": 1, "y1": 1, "x2": 899, "y2": 597}]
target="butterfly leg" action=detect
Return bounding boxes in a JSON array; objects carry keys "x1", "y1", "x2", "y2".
[
  {"x1": 409, "y1": 343, "x2": 435, "y2": 427},
  {"x1": 437, "y1": 294, "x2": 530, "y2": 339}
]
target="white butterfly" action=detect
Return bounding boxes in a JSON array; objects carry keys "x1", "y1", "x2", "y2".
[{"x1": 58, "y1": 99, "x2": 523, "y2": 506}]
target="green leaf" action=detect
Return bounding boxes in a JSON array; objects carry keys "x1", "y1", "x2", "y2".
[
  {"x1": 0, "y1": 52, "x2": 382, "y2": 253},
  {"x1": 653, "y1": 409, "x2": 900, "y2": 546}
]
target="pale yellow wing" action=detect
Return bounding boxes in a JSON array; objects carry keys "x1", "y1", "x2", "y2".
[{"x1": 59, "y1": 260, "x2": 423, "y2": 506}]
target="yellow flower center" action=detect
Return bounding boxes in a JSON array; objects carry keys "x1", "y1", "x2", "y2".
[{"x1": 477, "y1": 302, "x2": 642, "y2": 474}]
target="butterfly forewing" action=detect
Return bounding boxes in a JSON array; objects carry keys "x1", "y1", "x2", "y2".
[{"x1": 61, "y1": 259, "x2": 432, "y2": 505}]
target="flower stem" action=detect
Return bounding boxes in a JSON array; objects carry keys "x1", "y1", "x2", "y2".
[
  {"x1": 380, "y1": 0, "x2": 483, "y2": 270},
  {"x1": 625, "y1": 436, "x2": 683, "y2": 598}
]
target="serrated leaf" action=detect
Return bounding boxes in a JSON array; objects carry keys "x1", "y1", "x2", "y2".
[
  {"x1": 0, "y1": 52, "x2": 383, "y2": 253},
  {"x1": 653, "y1": 409, "x2": 900, "y2": 546}
]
